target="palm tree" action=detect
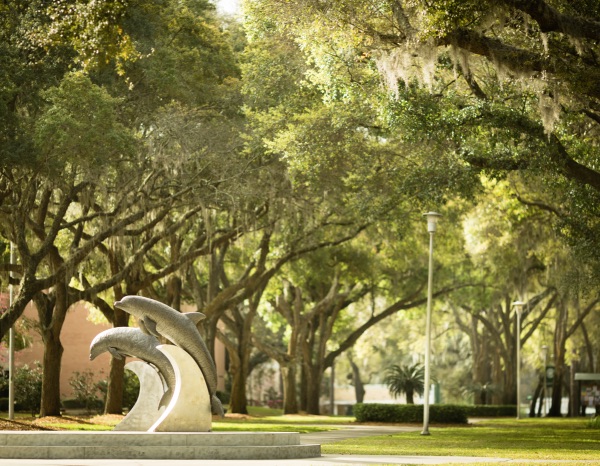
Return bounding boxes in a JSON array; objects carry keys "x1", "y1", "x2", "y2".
[{"x1": 384, "y1": 363, "x2": 425, "y2": 404}]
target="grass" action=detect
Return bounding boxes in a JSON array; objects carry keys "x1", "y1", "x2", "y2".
[
  {"x1": 209, "y1": 406, "x2": 346, "y2": 433},
  {"x1": 41, "y1": 423, "x2": 113, "y2": 431},
  {"x1": 322, "y1": 418, "x2": 600, "y2": 462}
]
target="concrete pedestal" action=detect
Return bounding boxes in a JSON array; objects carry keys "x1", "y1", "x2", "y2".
[{"x1": 0, "y1": 431, "x2": 321, "y2": 460}]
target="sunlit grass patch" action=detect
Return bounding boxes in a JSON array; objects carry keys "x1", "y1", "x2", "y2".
[
  {"x1": 41, "y1": 423, "x2": 113, "y2": 431},
  {"x1": 322, "y1": 418, "x2": 600, "y2": 461}
]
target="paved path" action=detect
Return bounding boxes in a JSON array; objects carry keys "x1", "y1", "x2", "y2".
[
  {"x1": 0, "y1": 424, "x2": 597, "y2": 465},
  {"x1": 300, "y1": 424, "x2": 421, "y2": 444}
]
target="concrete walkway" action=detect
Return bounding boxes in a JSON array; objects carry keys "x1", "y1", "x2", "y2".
[
  {"x1": 300, "y1": 424, "x2": 421, "y2": 444},
  {"x1": 0, "y1": 424, "x2": 597, "y2": 465}
]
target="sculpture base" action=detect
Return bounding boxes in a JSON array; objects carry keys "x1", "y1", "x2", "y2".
[{"x1": 0, "y1": 431, "x2": 321, "y2": 460}]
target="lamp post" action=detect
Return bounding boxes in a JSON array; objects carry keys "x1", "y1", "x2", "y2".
[
  {"x1": 512, "y1": 301, "x2": 525, "y2": 420},
  {"x1": 8, "y1": 242, "x2": 16, "y2": 421},
  {"x1": 541, "y1": 345, "x2": 548, "y2": 417},
  {"x1": 422, "y1": 212, "x2": 441, "y2": 436}
]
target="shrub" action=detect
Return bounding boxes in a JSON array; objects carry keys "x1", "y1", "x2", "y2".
[
  {"x1": 69, "y1": 370, "x2": 103, "y2": 414},
  {"x1": 123, "y1": 370, "x2": 140, "y2": 410},
  {"x1": 13, "y1": 363, "x2": 43, "y2": 416},
  {"x1": 588, "y1": 416, "x2": 600, "y2": 429},
  {"x1": 96, "y1": 370, "x2": 140, "y2": 412},
  {"x1": 216, "y1": 390, "x2": 230, "y2": 405},
  {"x1": 61, "y1": 397, "x2": 101, "y2": 411},
  {"x1": 354, "y1": 403, "x2": 468, "y2": 424},
  {"x1": 463, "y1": 405, "x2": 517, "y2": 417}
]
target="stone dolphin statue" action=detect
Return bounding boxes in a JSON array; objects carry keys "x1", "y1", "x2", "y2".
[
  {"x1": 114, "y1": 295, "x2": 224, "y2": 417},
  {"x1": 89, "y1": 326, "x2": 176, "y2": 407}
]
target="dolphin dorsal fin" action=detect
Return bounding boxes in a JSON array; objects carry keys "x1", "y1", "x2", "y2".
[{"x1": 184, "y1": 312, "x2": 206, "y2": 325}]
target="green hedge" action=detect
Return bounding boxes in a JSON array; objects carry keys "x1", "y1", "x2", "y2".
[
  {"x1": 61, "y1": 398, "x2": 103, "y2": 411},
  {"x1": 354, "y1": 403, "x2": 468, "y2": 424},
  {"x1": 463, "y1": 405, "x2": 517, "y2": 417}
]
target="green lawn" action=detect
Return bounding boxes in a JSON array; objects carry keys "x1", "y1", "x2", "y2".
[{"x1": 322, "y1": 418, "x2": 600, "y2": 462}]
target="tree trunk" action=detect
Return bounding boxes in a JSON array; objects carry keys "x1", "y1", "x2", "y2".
[
  {"x1": 299, "y1": 364, "x2": 308, "y2": 412},
  {"x1": 305, "y1": 379, "x2": 321, "y2": 414},
  {"x1": 228, "y1": 351, "x2": 248, "y2": 414},
  {"x1": 40, "y1": 330, "x2": 63, "y2": 417},
  {"x1": 227, "y1": 303, "x2": 256, "y2": 415},
  {"x1": 548, "y1": 299, "x2": 568, "y2": 417},
  {"x1": 166, "y1": 275, "x2": 182, "y2": 311},
  {"x1": 281, "y1": 363, "x2": 298, "y2": 414},
  {"x1": 548, "y1": 365, "x2": 565, "y2": 417},
  {"x1": 548, "y1": 345, "x2": 567, "y2": 417},
  {"x1": 305, "y1": 364, "x2": 322, "y2": 415},
  {"x1": 37, "y1": 276, "x2": 69, "y2": 418},
  {"x1": 474, "y1": 334, "x2": 493, "y2": 404},
  {"x1": 348, "y1": 358, "x2": 365, "y2": 404},
  {"x1": 491, "y1": 351, "x2": 504, "y2": 405},
  {"x1": 204, "y1": 316, "x2": 218, "y2": 359},
  {"x1": 104, "y1": 308, "x2": 129, "y2": 414},
  {"x1": 104, "y1": 357, "x2": 125, "y2": 414},
  {"x1": 529, "y1": 374, "x2": 543, "y2": 417}
]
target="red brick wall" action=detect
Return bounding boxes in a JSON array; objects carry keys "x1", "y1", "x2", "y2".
[{"x1": 11, "y1": 301, "x2": 112, "y2": 399}]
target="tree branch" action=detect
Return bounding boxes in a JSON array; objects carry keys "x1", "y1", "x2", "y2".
[{"x1": 502, "y1": 0, "x2": 600, "y2": 40}]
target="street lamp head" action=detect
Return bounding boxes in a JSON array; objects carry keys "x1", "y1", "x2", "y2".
[
  {"x1": 512, "y1": 301, "x2": 525, "y2": 315},
  {"x1": 423, "y1": 212, "x2": 442, "y2": 233},
  {"x1": 541, "y1": 344, "x2": 548, "y2": 357}
]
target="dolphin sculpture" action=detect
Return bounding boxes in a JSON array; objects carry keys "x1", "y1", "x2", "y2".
[
  {"x1": 89, "y1": 326, "x2": 176, "y2": 407},
  {"x1": 114, "y1": 295, "x2": 224, "y2": 417}
]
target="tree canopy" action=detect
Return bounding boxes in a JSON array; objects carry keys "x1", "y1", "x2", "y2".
[{"x1": 1, "y1": 0, "x2": 598, "y2": 417}]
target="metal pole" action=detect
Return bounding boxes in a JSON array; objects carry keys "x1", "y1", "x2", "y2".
[
  {"x1": 8, "y1": 242, "x2": 16, "y2": 421},
  {"x1": 422, "y1": 230, "x2": 434, "y2": 435},
  {"x1": 512, "y1": 301, "x2": 524, "y2": 421},
  {"x1": 516, "y1": 308, "x2": 521, "y2": 420},
  {"x1": 542, "y1": 345, "x2": 548, "y2": 417}
]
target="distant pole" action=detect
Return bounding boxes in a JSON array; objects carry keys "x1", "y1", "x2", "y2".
[
  {"x1": 541, "y1": 345, "x2": 548, "y2": 417},
  {"x1": 512, "y1": 301, "x2": 525, "y2": 420},
  {"x1": 422, "y1": 212, "x2": 441, "y2": 436},
  {"x1": 8, "y1": 242, "x2": 16, "y2": 421}
]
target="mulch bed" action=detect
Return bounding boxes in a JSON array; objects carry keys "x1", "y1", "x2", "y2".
[
  {"x1": 0, "y1": 414, "x2": 125, "y2": 431},
  {"x1": 0, "y1": 418, "x2": 56, "y2": 431}
]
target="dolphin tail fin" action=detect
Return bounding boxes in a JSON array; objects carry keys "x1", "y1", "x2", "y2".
[{"x1": 211, "y1": 395, "x2": 225, "y2": 418}]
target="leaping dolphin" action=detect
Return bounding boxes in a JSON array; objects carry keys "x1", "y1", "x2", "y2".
[
  {"x1": 89, "y1": 326, "x2": 176, "y2": 407},
  {"x1": 114, "y1": 295, "x2": 224, "y2": 417}
]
